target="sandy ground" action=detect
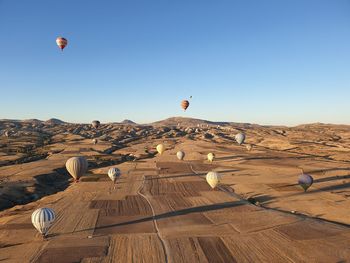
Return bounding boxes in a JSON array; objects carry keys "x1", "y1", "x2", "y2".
[{"x1": 0, "y1": 120, "x2": 350, "y2": 262}]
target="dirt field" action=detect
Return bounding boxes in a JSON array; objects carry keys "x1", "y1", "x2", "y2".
[{"x1": 1, "y1": 119, "x2": 350, "y2": 262}]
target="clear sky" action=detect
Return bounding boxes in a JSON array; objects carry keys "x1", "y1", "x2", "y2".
[{"x1": 0, "y1": 0, "x2": 349, "y2": 125}]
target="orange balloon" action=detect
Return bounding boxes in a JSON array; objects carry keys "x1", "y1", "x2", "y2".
[
  {"x1": 181, "y1": 100, "x2": 189, "y2": 111},
  {"x1": 56, "y1": 37, "x2": 68, "y2": 51}
]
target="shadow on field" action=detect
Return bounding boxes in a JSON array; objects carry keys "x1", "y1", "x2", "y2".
[{"x1": 75, "y1": 201, "x2": 243, "y2": 233}]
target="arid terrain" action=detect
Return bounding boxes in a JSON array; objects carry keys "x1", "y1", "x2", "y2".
[{"x1": 0, "y1": 117, "x2": 350, "y2": 262}]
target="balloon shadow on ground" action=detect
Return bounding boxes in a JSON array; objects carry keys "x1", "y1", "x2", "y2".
[{"x1": 72, "y1": 201, "x2": 244, "y2": 234}]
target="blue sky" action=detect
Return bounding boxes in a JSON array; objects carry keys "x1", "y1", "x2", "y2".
[{"x1": 0, "y1": 0, "x2": 349, "y2": 125}]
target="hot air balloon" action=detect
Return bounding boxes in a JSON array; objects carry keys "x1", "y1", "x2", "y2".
[
  {"x1": 31, "y1": 208, "x2": 56, "y2": 238},
  {"x1": 207, "y1": 153, "x2": 215, "y2": 163},
  {"x1": 156, "y1": 144, "x2": 165, "y2": 155},
  {"x1": 181, "y1": 100, "x2": 190, "y2": 111},
  {"x1": 92, "y1": 120, "x2": 100, "y2": 129},
  {"x1": 56, "y1": 37, "x2": 68, "y2": 51},
  {"x1": 65, "y1": 156, "x2": 88, "y2": 182},
  {"x1": 235, "y1": 133, "x2": 246, "y2": 145},
  {"x1": 92, "y1": 139, "x2": 98, "y2": 145},
  {"x1": 108, "y1": 167, "x2": 121, "y2": 184},
  {"x1": 246, "y1": 144, "x2": 252, "y2": 151},
  {"x1": 176, "y1": 151, "x2": 185, "y2": 160},
  {"x1": 206, "y1": 171, "x2": 221, "y2": 189},
  {"x1": 298, "y1": 173, "x2": 313, "y2": 192}
]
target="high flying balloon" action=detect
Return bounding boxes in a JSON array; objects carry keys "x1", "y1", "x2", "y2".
[
  {"x1": 65, "y1": 156, "x2": 88, "y2": 182},
  {"x1": 181, "y1": 100, "x2": 190, "y2": 111},
  {"x1": 31, "y1": 208, "x2": 56, "y2": 237},
  {"x1": 176, "y1": 151, "x2": 185, "y2": 160},
  {"x1": 156, "y1": 144, "x2": 165, "y2": 155},
  {"x1": 235, "y1": 133, "x2": 246, "y2": 145},
  {"x1": 206, "y1": 171, "x2": 221, "y2": 189},
  {"x1": 56, "y1": 37, "x2": 68, "y2": 51},
  {"x1": 298, "y1": 173, "x2": 313, "y2": 192}
]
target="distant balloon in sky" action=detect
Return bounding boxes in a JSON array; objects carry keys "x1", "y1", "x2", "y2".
[
  {"x1": 65, "y1": 156, "x2": 88, "y2": 182},
  {"x1": 190, "y1": 96, "x2": 192, "y2": 99},
  {"x1": 207, "y1": 153, "x2": 215, "y2": 162},
  {"x1": 156, "y1": 144, "x2": 165, "y2": 155},
  {"x1": 235, "y1": 133, "x2": 246, "y2": 145},
  {"x1": 31, "y1": 208, "x2": 56, "y2": 238},
  {"x1": 176, "y1": 151, "x2": 185, "y2": 160},
  {"x1": 206, "y1": 171, "x2": 221, "y2": 189},
  {"x1": 92, "y1": 120, "x2": 100, "y2": 129},
  {"x1": 56, "y1": 37, "x2": 68, "y2": 51},
  {"x1": 108, "y1": 167, "x2": 121, "y2": 183},
  {"x1": 298, "y1": 173, "x2": 313, "y2": 192},
  {"x1": 181, "y1": 100, "x2": 190, "y2": 111}
]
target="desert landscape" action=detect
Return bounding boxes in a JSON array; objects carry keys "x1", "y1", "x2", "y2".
[{"x1": 0, "y1": 117, "x2": 350, "y2": 262}]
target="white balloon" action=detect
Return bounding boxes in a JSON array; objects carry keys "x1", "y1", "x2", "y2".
[
  {"x1": 206, "y1": 171, "x2": 221, "y2": 189},
  {"x1": 176, "y1": 151, "x2": 185, "y2": 160},
  {"x1": 31, "y1": 208, "x2": 56, "y2": 237},
  {"x1": 235, "y1": 133, "x2": 246, "y2": 145},
  {"x1": 108, "y1": 167, "x2": 121, "y2": 182}
]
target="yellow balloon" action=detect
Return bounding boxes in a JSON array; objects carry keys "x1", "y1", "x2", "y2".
[
  {"x1": 156, "y1": 144, "x2": 165, "y2": 155},
  {"x1": 65, "y1": 156, "x2": 88, "y2": 182},
  {"x1": 207, "y1": 153, "x2": 215, "y2": 162},
  {"x1": 206, "y1": 171, "x2": 221, "y2": 189}
]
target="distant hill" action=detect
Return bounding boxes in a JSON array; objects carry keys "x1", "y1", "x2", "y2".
[
  {"x1": 121, "y1": 119, "x2": 137, "y2": 125},
  {"x1": 150, "y1": 117, "x2": 258, "y2": 128},
  {"x1": 23, "y1": 119, "x2": 42, "y2": 123},
  {"x1": 45, "y1": 118, "x2": 65, "y2": 125}
]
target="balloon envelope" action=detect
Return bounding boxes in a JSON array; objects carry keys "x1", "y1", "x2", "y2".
[
  {"x1": 65, "y1": 156, "x2": 88, "y2": 181},
  {"x1": 207, "y1": 153, "x2": 215, "y2": 162},
  {"x1": 56, "y1": 37, "x2": 67, "y2": 51},
  {"x1": 156, "y1": 144, "x2": 165, "y2": 155},
  {"x1": 92, "y1": 120, "x2": 100, "y2": 129},
  {"x1": 176, "y1": 151, "x2": 185, "y2": 160},
  {"x1": 181, "y1": 100, "x2": 190, "y2": 111},
  {"x1": 31, "y1": 208, "x2": 56, "y2": 237},
  {"x1": 206, "y1": 171, "x2": 221, "y2": 189},
  {"x1": 108, "y1": 167, "x2": 121, "y2": 182},
  {"x1": 235, "y1": 133, "x2": 246, "y2": 145},
  {"x1": 298, "y1": 173, "x2": 313, "y2": 192}
]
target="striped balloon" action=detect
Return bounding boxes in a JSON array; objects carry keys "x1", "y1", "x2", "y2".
[
  {"x1": 31, "y1": 208, "x2": 56, "y2": 237},
  {"x1": 181, "y1": 100, "x2": 190, "y2": 111},
  {"x1": 108, "y1": 167, "x2": 121, "y2": 183},
  {"x1": 65, "y1": 156, "x2": 88, "y2": 182},
  {"x1": 56, "y1": 37, "x2": 68, "y2": 51}
]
